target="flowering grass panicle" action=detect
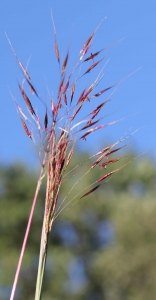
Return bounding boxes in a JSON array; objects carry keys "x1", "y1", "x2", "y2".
[{"x1": 8, "y1": 15, "x2": 131, "y2": 300}]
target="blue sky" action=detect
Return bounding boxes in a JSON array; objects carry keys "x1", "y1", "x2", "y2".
[{"x1": 1, "y1": 1, "x2": 156, "y2": 167}]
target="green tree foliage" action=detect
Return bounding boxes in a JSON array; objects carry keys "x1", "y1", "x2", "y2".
[{"x1": 0, "y1": 151, "x2": 156, "y2": 300}]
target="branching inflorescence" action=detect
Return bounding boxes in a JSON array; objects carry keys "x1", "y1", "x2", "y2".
[{"x1": 8, "y1": 15, "x2": 131, "y2": 300}]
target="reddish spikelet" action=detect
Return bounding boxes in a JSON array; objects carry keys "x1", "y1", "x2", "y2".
[
  {"x1": 70, "y1": 81, "x2": 76, "y2": 103},
  {"x1": 18, "y1": 60, "x2": 31, "y2": 80},
  {"x1": 70, "y1": 104, "x2": 83, "y2": 121},
  {"x1": 26, "y1": 79, "x2": 38, "y2": 96},
  {"x1": 44, "y1": 110, "x2": 48, "y2": 130},
  {"x1": 81, "y1": 119, "x2": 99, "y2": 130},
  {"x1": 99, "y1": 158, "x2": 120, "y2": 168},
  {"x1": 80, "y1": 33, "x2": 94, "y2": 54},
  {"x1": 57, "y1": 96, "x2": 63, "y2": 111},
  {"x1": 77, "y1": 85, "x2": 94, "y2": 104},
  {"x1": 91, "y1": 147, "x2": 113, "y2": 170},
  {"x1": 20, "y1": 118, "x2": 31, "y2": 138},
  {"x1": 58, "y1": 76, "x2": 65, "y2": 98},
  {"x1": 55, "y1": 133, "x2": 69, "y2": 178},
  {"x1": 66, "y1": 147, "x2": 74, "y2": 168},
  {"x1": 83, "y1": 59, "x2": 103, "y2": 75},
  {"x1": 83, "y1": 49, "x2": 104, "y2": 62},
  {"x1": 80, "y1": 124, "x2": 107, "y2": 140},
  {"x1": 19, "y1": 84, "x2": 36, "y2": 116},
  {"x1": 51, "y1": 99, "x2": 57, "y2": 119},
  {"x1": 80, "y1": 46, "x2": 90, "y2": 60},
  {"x1": 45, "y1": 162, "x2": 55, "y2": 218},
  {"x1": 94, "y1": 146, "x2": 112, "y2": 157},
  {"x1": 51, "y1": 10, "x2": 60, "y2": 64},
  {"x1": 62, "y1": 77, "x2": 70, "y2": 94},
  {"x1": 106, "y1": 146, "x2": 124, "y2": 157},
  {"x1": 62, "y1": 51, "x2": 69, "y2": 74},
  {"x1": 54, "y1": 37, "x2": 60, "y2": 64},
  {"x1": 63, "y1": 93, "x2": 67, "y2": 105},
  {"x1": 80, "y1": 185, "x2": 100, "y2": 199},
  {"x1": 91, "y1": 85, "x2": 113, "y2": 98},
  {"x1": 81, "y1": 85, "x2": 94, "y2": 102},
  {"x1": 80, "y1": 18, "x2": 105, "y2": 60},
  {"x1": 91, "y1": 101, "x2": 108, "y2": 114},
  {"x1": 77, "y1": 89, "x2": 86, "y2": 103},
  {"x1": 97, "y1": 170, "x2": 117, "y2": 183},
  {"x1": 87, "y1": 100, "x2": 109, "y2": 123}
]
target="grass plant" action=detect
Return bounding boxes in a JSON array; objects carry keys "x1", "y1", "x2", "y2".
[{"x1": 7, "y1": 13, "x2": 134, "y2": 300}]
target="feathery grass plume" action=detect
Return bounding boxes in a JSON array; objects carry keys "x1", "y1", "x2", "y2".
[{"x1": 8, "y1": 15, "x2": 133, "y2": 300}]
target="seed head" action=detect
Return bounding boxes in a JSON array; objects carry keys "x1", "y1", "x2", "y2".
[{"x1": 9, "y1": 17, "x2": 129, "y2": 232}]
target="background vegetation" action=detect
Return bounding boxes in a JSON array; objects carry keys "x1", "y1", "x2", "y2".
[{"x1": 0, "y1": 150, "x2": 156, "y2": 300}]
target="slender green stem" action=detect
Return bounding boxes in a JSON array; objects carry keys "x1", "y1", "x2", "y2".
[{"x1": 35, "y1": 215, "x2": 49, "y2": 300}]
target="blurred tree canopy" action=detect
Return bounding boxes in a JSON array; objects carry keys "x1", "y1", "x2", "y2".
[{"x1": 0, "y1": 150, "x2": 156, "y2": 300}]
